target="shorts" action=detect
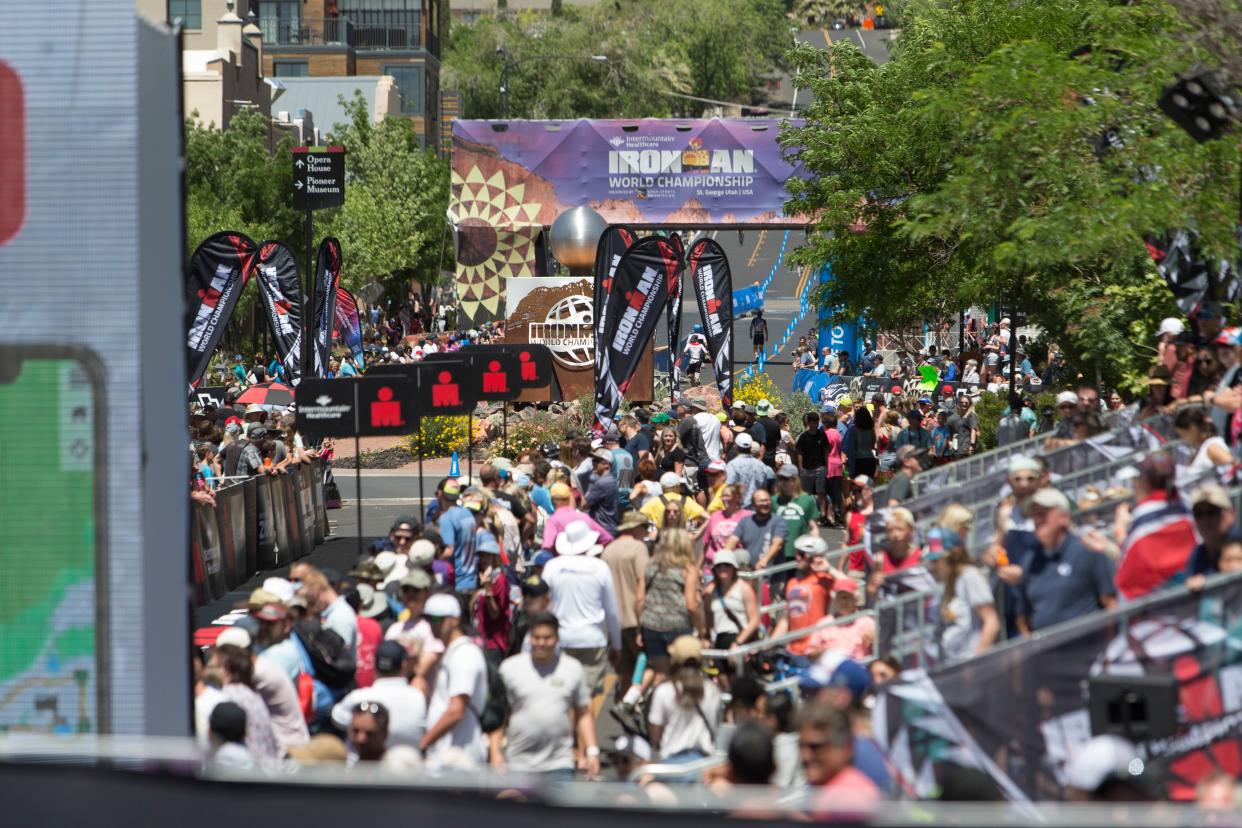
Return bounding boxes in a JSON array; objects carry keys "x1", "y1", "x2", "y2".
[
  {"x1": 641, "y1": 627, "x2": 691, "y2": 660},
  {"x1": 563, "y1": 646, "x2": 609, "y2": 695},
  {"x1": 713, "y1": 632, "x2": 738, "y2": 651},
  {"x1": 753, "y1": 335, "x2": 766, "y2": 348},
  {"x1": 799, "y1": 467, "x2": 827, "y2": 496}
]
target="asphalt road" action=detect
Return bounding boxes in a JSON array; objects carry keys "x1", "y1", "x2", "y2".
[
  {"x1": 768, "y1": 25, "x2": 894, "y2": 111},
  {"x1": 654, "y1": 227, "x2": 815, "y2": 402}
]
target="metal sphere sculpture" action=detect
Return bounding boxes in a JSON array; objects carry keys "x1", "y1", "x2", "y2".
[{"x1": 547, "y1": 206, "x2": 607, "y2": 275}]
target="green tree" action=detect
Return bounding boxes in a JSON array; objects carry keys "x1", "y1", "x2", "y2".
[
  {"x1": 442, "y1": 0, "x2": 792, "y2": 119},
  {"x1": 782, "y1": 0, "x2": 1239, "y2": 389},
  {"x1": 320, "y1": 94, "x2": 451, "y2": 294}
]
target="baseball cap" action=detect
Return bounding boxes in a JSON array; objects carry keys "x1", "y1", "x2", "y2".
[
  {"x1": 918, "y1": 395, "x2": 932, "y2": 404},
  {"x1": 216, "y1": 626, "x2": 252, "y2": 650},
  {"x1": 408, "y1": 538, "x2": 436, "y2": 567},
  {"x1": 794, "y1": 535, "x2": 829, "y2": 557},
  {"x1": 246, "y1": 588, "x2": 283, "y2": 612},
  {"x1": 832, "y1": 576, "x2": 858, "y2": 594},
  {"x1": 1029, "y1": 487, "x2": 1071, "y2": 512},
  {"x1": 777, "y1": 463, "x2": 799, "y2": 479},
  {"x1": 1008, "y1": 456, "x2": 1040, "y2": 476},
  {"x1": 443, "y1": 481, "x2": 461, "y2": 497},
  {"x1": 659, "y1": 471, "x2": 683, "y2": 490},
  {"x1": 756, "y1": 399, "x2": 773, "y2": 416},
  {"x1": 685, "y1": 397, "x2": 705, "y2": 411},
  {"x1": 374, "y1": 640, "x2": 408, "y2": 673},
  {"x1": 850, "y1": 475, "x2": 873, "y2": 489},
  {"x1": 252, "y1": 602, "x2": 288, "y2": 622},
  {"x1": 521, "y1": 575, "x2": 550, "y2": 598},
  {"x1": 706, "y1": 459, "x2": 727, "y2": 473},
  {"x1": 602, "y1": 427, "x2": 622, "y2": 442},
  {"x1": 423, "y1": 593, "x2": 461, "y2": 619},
  {"x1": 399, "y1": 568, "x2": 432, "y2": 590},
  {"x1": 1156, "y1": 317, "x2": 1185, "y2": 338},
  {"x1": 651, "y1": 412, "x2": 671, "y2": 424},
  {"x1": 475, "y1": 530, "x2": 500, "y2": 556},
  {"x1": 1056, "y1": 391, "x2": 1080, "y2": 407},
  {"x1": 924, "y1": 527, "x2": 963, "y2": 560},
  {"x1": 837, "y1": 396, "x2": 853, "y2": 408},
  {"x1": 735, "y1": 433, "x2": 754, "y2": 450},
  {"x1": 533, "y1": 550, "x2": 556, "y2": 568},
  {"x1": 593, "y1": 448, "x2": 614, "y2": 463},
  {"x1": 712, "y1": 549, "x2": 740, "y2": 569},
  {"x1": 549, "y1": 482, "x2": 573, "y2": 500},
  {"x1": 800, "y1": 653, "x2": 872, "y2": 704}
]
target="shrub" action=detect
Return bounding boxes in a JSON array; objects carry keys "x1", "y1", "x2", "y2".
[
  {"x1": 497, "y1": 411, "x2": 568, "y2": 459},
  {"x1": 783, "y1": 391, "x2": 818, "y2": 430},
  {"x1": 734, "y1": 372, "x2": 783, "y2": 409},
  {"x1": 403, "y1": 415, "x2": 470, "y2": 458}
]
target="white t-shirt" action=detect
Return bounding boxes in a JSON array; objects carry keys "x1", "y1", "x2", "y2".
[
  {"x1": 1190, "y1": 436, "x2": 1229, "y2": 472},
  {"x1": 648, "y1": 678, "x2": 722, "y2": 758},
  {"x1": 384, "y1": 615, "x2": 446, "y2": 654},
  {"x1": 935, "y1": 566, "x2": 994, "y2": 664},
  {"x1": 685, "y1": 341, "x2": 708, "y2": 362},
  {"x1": 331, "y1": 676, "x2": 428, "y2": 749},
  {"x1": 694, "y1": 410, "x2": 723, "y2": 461},
  {"x1": 426, "y1": 636, "x2": 488, "y2": 764},
  {"x1": 499, "y1": 653, "x2": 590, "y2": 771},
  {"x1": 543, "y1": 555, "x2": 622, "y2": 650}
]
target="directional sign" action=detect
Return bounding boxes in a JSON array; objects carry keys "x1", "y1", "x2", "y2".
[{"x1": 292, "y1": 146, "x2": 345, "y2": 211}]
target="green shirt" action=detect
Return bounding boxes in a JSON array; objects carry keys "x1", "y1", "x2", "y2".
[{"x1": 775, "y1": 492, "x2": 819, "y2": 561}]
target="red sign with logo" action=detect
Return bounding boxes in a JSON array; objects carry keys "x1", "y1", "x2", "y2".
[{"x1": 0, "y1": 62, "x2": 24, "y2": 246}]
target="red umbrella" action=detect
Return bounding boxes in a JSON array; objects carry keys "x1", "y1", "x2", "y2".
[{"x1": 235, "y1": 381, "x2": 295, "y2": 408}]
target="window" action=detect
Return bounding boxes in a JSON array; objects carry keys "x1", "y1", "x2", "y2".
[
  {"x1": 256, "y1": 0, "x2": 302, "y2": 44},
  {"x1": 383, "y1": 65, "x2": 423, "y2": 115},
  {"x1": 167, "y1": 0, "x2": 202, "y2": 29},
  {"x1": 272, "y1": 61, "x2": 309, "y2": 78}
]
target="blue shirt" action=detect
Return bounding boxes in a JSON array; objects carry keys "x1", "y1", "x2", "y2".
[
  {"x1": 438, "y1": 505, "x2": 478, "y2": 591},
  {"x1": 1017, "y1": 534, "x2": 1116, "y2": 631},
  {"x1": 530, "y1": 484, "x2": 554, "y2": 516},
  {"x1": 942, "y1": 362, "x2": 958, "y2": 381},
  {"x1": 340, "y1": 362, "x2": 358, "y2": 377}
]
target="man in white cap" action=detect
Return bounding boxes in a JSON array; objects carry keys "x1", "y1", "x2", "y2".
[
  {"x1": 419, "y1": 592, "x2": 488, "y2": 764},
  {"x1": 687, "y1": 397, "x2": 723, "y2": 463},
  {"x1": 726, "y1": 433, "x2": 775, "y2": 508},
  {"x1": 1015, "y1": 487, "x2": 1117, "y2": 635},
  {"x1": 640, "y1": 471, "x2": 707, "y2": 529},
  {"x1": 541, "y1": 520, "x2": 622, "y2": 710}
]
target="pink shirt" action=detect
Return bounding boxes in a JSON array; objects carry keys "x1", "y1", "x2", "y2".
[
  {"x1": 813, "y1": 767, "x2": 881, "y2": 821},
  {"x1": 540, "y1": 506, "x2": 615, "y2": 552},
  {"x1": 825, "y1": 428, "x2": 844, "y2": 478},
  {"x1": 702, "y1": 508, "x2": 753, "y2": 565},
  {"x1": 805, "y1": 615, "x2": 876, "y2": 660}
]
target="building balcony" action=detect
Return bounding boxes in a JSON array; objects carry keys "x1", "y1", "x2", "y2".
[{"x1": 260, "y1": 14, "x2": 422, "y2": 51}]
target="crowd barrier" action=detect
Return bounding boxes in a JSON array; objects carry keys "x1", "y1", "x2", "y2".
[{"x1": 190, "y1": 459, "x2": 329, "y2": 607}]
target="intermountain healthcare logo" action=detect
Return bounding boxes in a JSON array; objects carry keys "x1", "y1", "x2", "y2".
[{"x1": 188, "y1": 264, "x2": 237, "y2": 353}]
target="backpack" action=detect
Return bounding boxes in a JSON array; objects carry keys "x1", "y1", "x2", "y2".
[
  {"x1": 292, "y1": 619, "x2": 356, "y2": 689},
  {"x1": 447, "y1": 644, "x2": 509, "y2": 733}
]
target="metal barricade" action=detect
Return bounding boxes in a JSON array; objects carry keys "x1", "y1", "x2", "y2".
[
  {"x1": 193, "y1": 499, "x2": 228, "y2": 601},
  {"x1": 214, "y1": 482, "x2": 248, "y2": 590},
  {"x1": 242, "y1": 477, "x2": 258, "y2": 578}
]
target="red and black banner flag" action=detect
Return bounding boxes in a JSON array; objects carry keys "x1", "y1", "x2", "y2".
[
  {"x1": 687, "y1": 237, "x2": 734, "y2": 408},
  {"x1": 312, "y1": 237, "x2": 343, "y2": 378},
  {"x1": 592, "y1": 225, "x2": 635, "y2": 428},
  {"x1": 1144, "y1": 229, "x2": 1241, "y2": 316},
  {"x1": 595, "y1": 235, "x2": 683, "y2": 429},
  {"x1": 666, "y1": 232, "x2": 686, "y2": 400},
  {"x1": 186, "y1": 231, "x2": 258, "y2": 387},
  {"x1": 255, "y1": 241, "x2": 304, "y2": 384},
  {"x1": 334, "y1": 286, "x2": 365, "y2": 369}
]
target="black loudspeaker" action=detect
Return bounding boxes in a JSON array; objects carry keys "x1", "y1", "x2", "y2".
[{"x1": 1087, "y1": 673, "x2": 1179, "y2": 741}]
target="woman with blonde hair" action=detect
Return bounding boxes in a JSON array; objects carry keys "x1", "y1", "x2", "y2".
[
  {"x1": 637, "y1": 528, "x2": 701, "y2": 681},
  {"x1": 653, "y1": 427, "x2": 687, "y2": 476},
  {"x1": 925, "y1": 527, "x2": 999, "y2": 664},
  {"x1": 936, "y1": 503, "x2": 974, "y2": 540}
]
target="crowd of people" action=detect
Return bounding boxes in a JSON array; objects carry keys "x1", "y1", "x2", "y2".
[
  {"x1": 191, "y1": 379, "x2": 1241, "y2": 813},
  {"x1": 185, "y1": 300, "x2": 1242, "y2": 814}
]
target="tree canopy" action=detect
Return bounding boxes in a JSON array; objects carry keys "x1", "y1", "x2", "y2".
[
  {"x1": 442, "y1": 0, "x2": 792, "y2": 119},
  {"x1": 184, "y1": 97, "x2": 449, "y2": 300},
  {"x1": 781, "y1": 0, "x2": 1239, "y2": 389}
]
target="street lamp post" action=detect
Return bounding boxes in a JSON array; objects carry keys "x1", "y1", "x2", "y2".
[{"x1": 495, "y1": 47, "x2": 608, "y2": 119}]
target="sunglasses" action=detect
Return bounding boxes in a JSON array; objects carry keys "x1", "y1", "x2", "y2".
[
  {"x1": 354, "y1": 701, "x2": 387, "y2": 715},
  {"x1": 393, "y1": 534, "x2": 415, "y2": 543},
  {"x1": 799, "y1": 738, "x2": 835, "y2": 752}
]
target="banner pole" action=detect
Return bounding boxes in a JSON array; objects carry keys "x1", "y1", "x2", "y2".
[
  {"x1": 355, "y1": 432, "x2": 363, "y2": 560},
  {"x1": 418, "y1": 424, "x2": 426, "y2": 524},
  {"x1": 303, "y1": 210, "x2": 314, "y2": 380},
  {"x1": 467, "y1": 412, "x2": 474, "y2": 484},
  {"x1": 502, "y1": 403, "x2": 507, "y2": 455}
]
